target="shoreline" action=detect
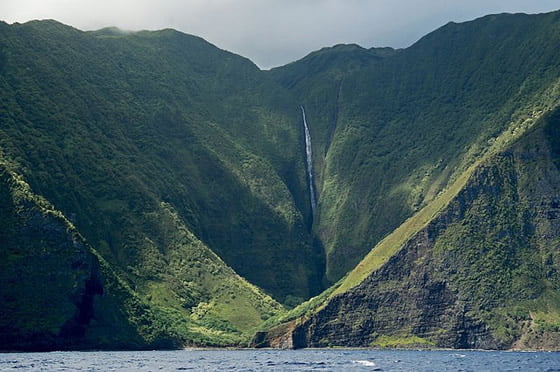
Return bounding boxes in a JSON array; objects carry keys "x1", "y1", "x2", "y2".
[{"x1": 2, "y1": 346, "x2": 559, "y2": 354}]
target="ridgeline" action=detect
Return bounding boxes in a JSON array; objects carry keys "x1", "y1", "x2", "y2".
[{"x1": 2, "y1": 10, "x2": 560, "y2": 350}]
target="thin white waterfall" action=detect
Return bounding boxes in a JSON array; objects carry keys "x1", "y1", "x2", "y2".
[{"x1": 301, "y1": 106, "x2": 317, "y2": 218}]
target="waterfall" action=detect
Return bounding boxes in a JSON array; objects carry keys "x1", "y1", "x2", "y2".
[{"x1": 301, "y1": 106, "x2": 317, "y2": 218}]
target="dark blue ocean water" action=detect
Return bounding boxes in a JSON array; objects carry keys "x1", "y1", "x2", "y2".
[{"x1": 1, "y1": 349, "x2": 559, "y2": 371}]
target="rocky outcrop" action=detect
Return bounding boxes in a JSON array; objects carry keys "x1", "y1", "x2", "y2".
[{"x1": 252, "y1": 321, "x2": 299, "y2": 349}]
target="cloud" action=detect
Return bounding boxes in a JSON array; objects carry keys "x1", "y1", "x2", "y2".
[{"x1": 1, "y1": 0, "x2": 559, "y2": 68}]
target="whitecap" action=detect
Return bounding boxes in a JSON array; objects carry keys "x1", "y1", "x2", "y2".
[{"x1": 353, "y1": 360, "x2": 376, "y2": 366}]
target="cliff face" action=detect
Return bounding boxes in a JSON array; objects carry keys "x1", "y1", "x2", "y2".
[
  {"x1": 0, "y1": 158, "x2": 182, "y2": 350},
  {"x1": 0, "y1": 162, "x2": 102, "y2": 350},
  {"x1": 270, "y1": 10, "x2": 560, "y2": 283},
  {"x1": 262, "y1": 109, "x2": 560, "y2": 350},
  {"x1": 0, "y1": 19, "x2": 314, "y2": 349},
  {"x1": 0, "y1": 148, "x2": 288, "y2": 350},
  {"x1": 3, "y1": 10, "x2": 560, "y2": 351},
  {"x1": 0, "y1": 20, "x2": 323, "y2": 307}
]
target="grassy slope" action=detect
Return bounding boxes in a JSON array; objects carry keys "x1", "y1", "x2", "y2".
[
  {"x1": 256, "y1": 90, "x2": 560, "y2": 336},
  {"x1": 269, "y1": 10, "x2": 560, "y2": 282}
]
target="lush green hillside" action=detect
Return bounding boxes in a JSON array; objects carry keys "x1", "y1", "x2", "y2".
[
  {"x1": 257, "y1": 108, "x2": 560, "y2": 349},
  {"x1": 270, "y1": 10, "x2": 560, "y2": 282},
  {"x1": 0, "y1": 150, "x2": 284, "y2": 349},
  {"x1": 0, "y1": 153, "x2": 182, "y2": 350},
  {"x1": 0, "y1": 20, "x2": 318, "y2": 349},
  {"x1": 0, "y1": 19, "x2": 327, "y2": 304},
  {"x1": 255, "y1": 10, "x2": 560, "y2": 350},
  {"x1": 2, "y1": 10, "x2": 560, "y2": 351}
]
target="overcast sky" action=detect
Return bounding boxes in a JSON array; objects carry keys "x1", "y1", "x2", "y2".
[{"x1": 2, "y1": 0, "x2": 559, "y2": 69}]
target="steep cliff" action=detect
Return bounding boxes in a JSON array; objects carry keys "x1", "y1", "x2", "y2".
[
  {"x1": 270, "y1": 10, "x2": 560, "y2": 283},
  {"x1": 0, "y1": 20, "x2": 323, "y2": 306},
  {"x1": 258, "y1": 108, "x2": 560, "y2": 350},
  {"x1": 3, "y1": 10, "x2": 560, "y2": 351},
  {"x1": 0, "y1": 155, "x2": 183, "y2": 350},
  {"x1": 0, "y1": 147, "x2": 286, "y2": 349}
]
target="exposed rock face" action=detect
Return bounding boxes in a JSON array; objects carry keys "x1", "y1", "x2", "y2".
[
  {"x1": 263, "y1": 110, "x2": 560, "y2": 349},
  {"x1": 286, "y1": 228, "x2": 498, "y2": 348},
  {"x1": 252, "y1": 321, "x2": 298, "y2": 349}
]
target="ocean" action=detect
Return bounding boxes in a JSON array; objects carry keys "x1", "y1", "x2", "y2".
[{"x1": 1, "y1": 349, "x2": 559, "y2": 371}]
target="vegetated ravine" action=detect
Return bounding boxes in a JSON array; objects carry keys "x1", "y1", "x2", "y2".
[{"x1": 2, "y1": 9, "x2": 560, "y2": 351}]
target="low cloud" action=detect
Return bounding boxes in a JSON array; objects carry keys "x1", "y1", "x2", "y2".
[{"x1": 2, "y1": 0, "x2": 558, "y2": 68}]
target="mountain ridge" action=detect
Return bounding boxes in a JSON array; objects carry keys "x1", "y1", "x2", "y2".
[
  {"x1": 1, "y1": 9, "x2": 560, "y2": 350},
  {"x1": 257, "y1": 107, "x2": 560, "y2": 350},
  {"x1": 269, "y1": 8, "x2": 560, "y2": 282}
]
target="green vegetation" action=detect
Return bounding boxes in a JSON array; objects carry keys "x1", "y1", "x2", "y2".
[
  {"x1": 271, "y1": 10, "x2": 560, "y2": 282},
  {"x1": 257, "y1": 280, "x2": 341, "y2": 332},
  {"x1": 0, "y1": 148, "x2": 284, "y2": 348},
  {"x1": 2, "y1": 10, "x2": 560, "y2": 350},
  {"x1": 262, "y1": 108, "x2": 560, "y2": 350},
  {"x1": 0, "y1": 19, "x2": 323, "y2": 305},
  {"x1": 0, "y1": 20, "x2": 300, "y2": 349},
  {"x1": 0, "y1": 153, "x2": 180, "y2": 349},
  {"x1": 258, "y1": 11, "x2": 560, "y2": 349},
  {"x1": 332, "y1": 78, "x2": 560, "y2": 296},
  {"x1": 370, "y1": 335, "x2": 435, "y2": 348}
]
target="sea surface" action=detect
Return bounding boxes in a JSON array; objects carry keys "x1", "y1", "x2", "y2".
[{"x1": 1, "y1": 349, "x2": 560, "y2": 371}]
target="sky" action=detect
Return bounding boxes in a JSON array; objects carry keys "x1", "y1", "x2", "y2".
[{"x1": 2, "y1": 0, "x2": 559, "y2": 69}]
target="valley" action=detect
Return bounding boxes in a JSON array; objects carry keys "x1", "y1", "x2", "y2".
[{"x1": 1, "y1": 10, "x2": 560, "y2": 350}]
